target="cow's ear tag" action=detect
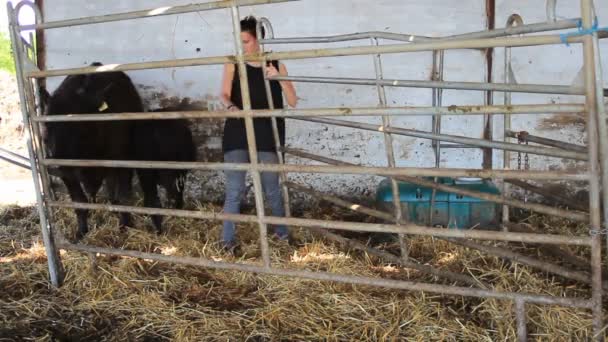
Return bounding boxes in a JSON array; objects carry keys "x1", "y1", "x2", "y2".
[{"x1": 98, "y1": 101, "x2": 108, "y2": 112}]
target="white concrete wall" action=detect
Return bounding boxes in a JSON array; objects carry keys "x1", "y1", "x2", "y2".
[{"x1": 39, "y1": 0, "x2": 607, "y2": 202}]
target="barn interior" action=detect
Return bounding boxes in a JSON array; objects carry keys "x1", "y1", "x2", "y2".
[{"x1": 1, "y1": 0, "x2": 607, "y2": 340}]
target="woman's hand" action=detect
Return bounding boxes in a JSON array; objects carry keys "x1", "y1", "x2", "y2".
[
  {"x1": 265, "y1": 63, "x2": 280, "y2": 79},
  {"x1": 220, "y1": 64, "x2": 236, "y2": 109},
  {"x1": 276, "y1": 62, "x2": 298, "y2": 108}
]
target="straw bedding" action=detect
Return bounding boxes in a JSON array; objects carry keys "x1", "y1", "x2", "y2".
[{"x1": 0, "y1": 201, "x2": 605, "y2": 341}]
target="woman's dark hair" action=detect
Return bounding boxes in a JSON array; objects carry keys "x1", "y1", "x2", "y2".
[{"x1": 240, "y1": 16, "x2": 265, "y2": 39}]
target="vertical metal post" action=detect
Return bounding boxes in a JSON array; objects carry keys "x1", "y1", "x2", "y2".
[
  {"x1": 546, "y1": 0, "x2": 557, "y2": 22},
  {"x1": 21, "y1": 53, "x2": 56, "y2": 205},
  {"x1": 30, "y1": 77, "x2": 56, "y2": 201},
  {"x1": 14, "y1": 2, "x2": 57, "y2": 206},
  {"x1": 502, "y1": 14, "x2": 524, "y2": 226},
  {"x1": 515, "y1": 299, "x2": 528, "y2": 342},
  {"x1": 580, "y1": 0, "x2": 604, "y2": 338},
  {"x1": 587, "y1": 6, "x2": 608, "y2": 273},
  {"x1": 230, "y1": 3, "x2": 271, "y2": 268},
  {"x1": 429, "y1": 50, "x2": 444, "y2": 227},
  {"x1": 483, "y1": 84, "x2": 494, "y2": 169},
  {"x1": 22, "y1": 64, "x2": 59, "y2": 221},
  {"x1": 483, "y1": 0, "x2": 496, "y2": 170},
  {"x1": 257, "y1": 18, "x2": 292, "y2": 221},
  {"x1": 7, "y1": 2, "x2": 64, "y2": 286},
  {"x1": 371, "y1": 37, "x2": 408, "y2": 261},
  {"x1": 18, "y1": 3, "x2": 60, "y2": 238}
]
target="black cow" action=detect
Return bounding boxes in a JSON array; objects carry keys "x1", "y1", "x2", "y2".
[
  {"x1": 41, "y1": 62, "x2": 196, "y2": 237},
  {"x1": 132, "y1": 108, "x2": 196, "y2": 234},
  {"x1": 40, "y1": 62, "x2": 143, "y2": 239}
]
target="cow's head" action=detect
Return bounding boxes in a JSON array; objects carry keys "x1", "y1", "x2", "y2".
[
  {"x1": 43, "y1": 78, "x2": 113, "y2": 117},
  {"x1": 40, "y1": 68, "x2": 114, "y2": 157},
  {"x1": 75, "y1": 80, "x2": 114, "y2": 114}
]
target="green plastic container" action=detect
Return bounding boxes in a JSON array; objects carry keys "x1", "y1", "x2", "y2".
[{"x1": 376, "y1": 177, "x2": 501, "y2": 229}]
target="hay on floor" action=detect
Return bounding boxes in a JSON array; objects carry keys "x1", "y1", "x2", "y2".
[{"x1": 0, "y1": 203, "x2": 605, "y2": 341}]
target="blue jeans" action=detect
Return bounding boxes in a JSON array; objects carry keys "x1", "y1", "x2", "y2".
[{"x1": 222, "y1": 149, "x2": 288, "y2": 244}]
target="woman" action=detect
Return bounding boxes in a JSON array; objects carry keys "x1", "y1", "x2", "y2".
[{"x1": 220, "y1": 16, "x2": 298, "y2": 251}]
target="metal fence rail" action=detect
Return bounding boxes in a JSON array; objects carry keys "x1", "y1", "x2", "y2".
[
  {"x1": 258, "y1": 18, "x2": 580, "y2": 44},
  {"x1": 41, "y1": 159, "x2": 590, "y2": 181},
  {"x1": 47, "y1": 200, "x2": 592, "y2": 246},
  {"x1": 0, "y1": 147, "x2": 30, "y2": 169},
  {"x1": 269, "y1": 75, "x2": 588, "y2": 95},
  {"x1": 7, "y1": 0, "x2": 606, "y2": 340},
  {"x1": 29, "y1": 103, "x2": 590, "y2": 120}
]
